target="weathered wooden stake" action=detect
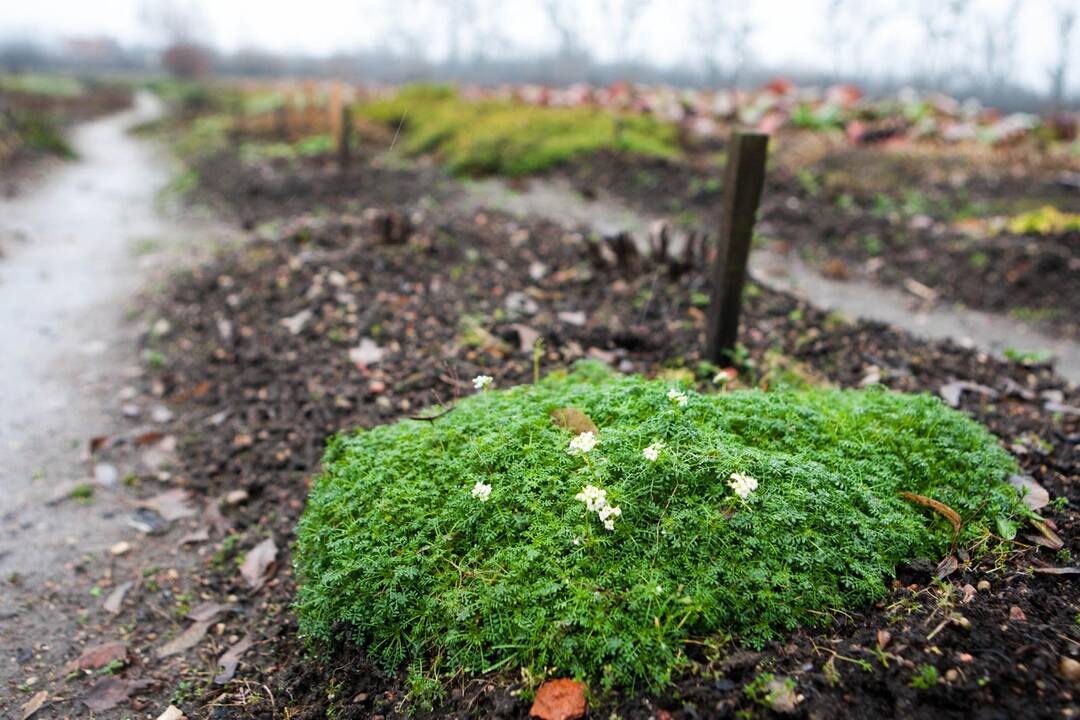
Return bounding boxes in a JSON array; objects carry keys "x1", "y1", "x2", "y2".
[
  {"x1": 329, "y1": 80, "x2": 343, "y2": 139},
  {"x1": 705, "y1": 131, "x2": 769, "y2": 363},
  {"x1": 338, "y1": 105, "x2": 353, "y2": 172}
]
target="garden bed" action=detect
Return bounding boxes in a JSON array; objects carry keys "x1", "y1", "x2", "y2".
[{"x1": 52, "y1": 184, "x2": 1077, "y2": 719}]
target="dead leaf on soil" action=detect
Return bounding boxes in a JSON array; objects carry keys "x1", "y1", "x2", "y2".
[
  {"x1": 81, "y1": 677, "x2": 153, "y2": 712},
  {"x1": 20, "y1": 690, "x2": 47, "y2": 720},
  {"x1": 157, "y1": 706, "x2": 186, "y2": 720},
  {"x1": 204, "y1": 501, "x2": 232, "y2": 537},
  {"x1": 186, "y1": 601, "x2": 230, "y2": 622},
  {"x1": 550, "y1": 408, "x2": 598, "y2": 436},
  {"x1": 214, "y1": 633, "x2": 256, "y2": 684},
  {"x1": 529, "y1": 678, "x2": 587, "y2": 720},
  {"x1": 1028, "y1": 518, "x2": 1064, "y2": 550},
  {"x1": 900, "y1": 492, "x2": 961, "y2": 537},
  {"x1": 103, "y1": 581, "x2": 134, "y2": 615},
  {"x1": 178, "y1": 527, "x2": 211, "y2": 546},
  {"x1": 348, "y1": 337, "x2": 385, "y2": 367},
  {"x1": 240, "y1": 537, "x2": 278, "y2": 589},
  {"x1": 63, "y1": 640, "x2": 127, "y2": 673},
  {"x1": 938, "y1": 380, "x2": 998, "y2": 408},
  {"x1": 508, "y1": 323, "x2": 542, "y2": 353},
  {"x1": 935, "y1": 554, "x2": 959, "y2": 579},
  {"x1": 1032, "y1": 566, "x2": 1080, "y2": 576},
  {"x1": 133, "y1": 430, "x2": 166, "y2": 446},
  {"x1": 1009, "y1": 475, "x2": 1050, "y2": 511},
  {"x1": 156, "y1": 620, "x2": 213, "y2": 658},
  {"x1": 141, "y1": 489, "x2": 197, "y2": 522}
]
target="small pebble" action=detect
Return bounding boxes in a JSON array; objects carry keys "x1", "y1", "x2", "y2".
[
  {"x1": 1060, "y1": 657, "x2": 1080, "y2": 684},
  {"x1": 109, "y1": 541, "x2": 132, "y2": 556},
  {"x1": 1009, "y1": 606, "x2": 1027, "y2": 622},
  {"x1": 976, "y1": 580, "x2": 991, "y2": 592},
  {"x1": 225, "y1": 489, "x2": 249, "y2": 505}
]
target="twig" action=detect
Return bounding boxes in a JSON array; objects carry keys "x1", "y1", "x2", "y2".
[{"x1": 408, "y1": 405, "x2": 455, "y2": 422}]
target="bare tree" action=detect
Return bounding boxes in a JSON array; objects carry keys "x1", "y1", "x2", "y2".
[
  {"x1": 602, "y1": 0, "x2": 650, "y2": 67},
  {"x1": 1048, "y1": 1, "x2": 1077, "y2": 110},
  {"x1": 916, "y1": 0, "x2": 971, "y2": 91},
  {"x1": 976, "y1": 0, "x2": 1021, "y2": 96},
  {"x1": 823, "y1": 0, "x2": 896, "y2": 82},
  {"x1": 689, "y1": 0, "x2": 753, "y2": 87},
  {"x1": 542, "y1": 0, "x2": 582, "y2": 58}
]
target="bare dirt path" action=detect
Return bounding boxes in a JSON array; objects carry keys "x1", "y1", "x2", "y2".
[
  {"x1": 0, "y1": 91, "x2": 237, "y2": 715},
  {"x1": 462, "y1": 177, "x2": 1080, "y2": 385}
]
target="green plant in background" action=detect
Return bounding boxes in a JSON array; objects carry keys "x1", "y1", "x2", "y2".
[
  {"x1": 295, "y1": 363, "x2": 1021, "y2": 694},
  {"x1": 358, "y1": 84, "x2": 681, "y2": 176},
  {"x1": 1005, "y1": 206, "x2": 1080, "y2": 235}
]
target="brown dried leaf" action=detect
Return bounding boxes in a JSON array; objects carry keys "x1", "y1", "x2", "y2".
[
  {"x1": 530, "y1": 678, "x2": 587, "y2": 720},
  {"x1": 156, "y1": 620, "x2": 213, "y2": 658},
  {"x1": 550, "y1": 408, "x2": 598, "y2": 436},
  {"x1": 900, "y1": 492, "x2": 961, "y2": 537},
  {"x1": 103, "y1": 581, "x2": 134, "y2": 615},
  {"x1": 63, "y1": 640, "x2": 127, "y2": 673},
  {"x1": 1029, "y1": 518, "x2": 1064, "y2": 550},
  {"x1": 935, "y1": 554, "x2": 959, "y2": 579},
  {"x1": 214, "y1": 633, "x2": 256, "y2": 684},
  {"x1": 186, "y1": 601, "x2": 229, "y2": 623},
  {"x1": 81, "y1": 677, "x2": 153, "y2": 713},
  {"x1": 141, "y1": 489, "x2": 197, "y2": 522},
  {"x1": 1032, "y1": 566, "x2": 1080, "y2": 576},
  {"x1": 1008, "y1": 475, "x2": 1050, "y2": 511},
  {"x1": 20, "y1": 690, "x2": 47, "y2": 720},
  {"x1": 240, "y1": 537, "x2": 278, "y2": 589}
]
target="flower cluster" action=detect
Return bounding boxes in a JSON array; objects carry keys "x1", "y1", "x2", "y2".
[
  {"x1": 728, "y1": 472, "x2": 758, "y2": 499},
  {"x1": 575, "y1": 484, "x2": 621, "y2": 530},
  {"x1": 471, "y1": 481, "x2": 492, "y2": 502},
  {"x1": 567, "y1": 431, "x2": 598, "y2": 456},
  {"x1": 642, "y1": 441, "x2": 664, "y2": 462},
  {"x1": 667, "y1": 388, "x2": 688, "y2": 407},
  {"x1": 472, "y1": 375, "x2": 494, "y2": 390}
]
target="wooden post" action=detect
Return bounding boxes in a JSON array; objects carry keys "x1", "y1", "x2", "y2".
[
  {"x1": 275, "y1": 101, "x2": 288, "y2": 140},
  {"x1": 705, "y1": 131, "x2": 769, "y2": 363},
  {"x1": 338, "y1": 105, "x2": 353, "y2": 172},
  {"x1": 329, "y1": 80, "x2": 343, "y2": 139}
]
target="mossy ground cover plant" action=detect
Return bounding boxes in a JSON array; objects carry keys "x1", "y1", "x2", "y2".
[
  {"x1": 295, "y1": 363, "x2": 1021, "y2": 695},
  {"x1": 357, "y1": 84, "x2": 681, "y2": 176}
]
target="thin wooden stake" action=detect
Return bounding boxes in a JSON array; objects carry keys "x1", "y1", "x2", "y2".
[
  {"x1": 705, "y1": 131, "x2": 769, "y2": 362},
  {"x1": 338, "y1": 105, "x2": 353, "y2": 172}
]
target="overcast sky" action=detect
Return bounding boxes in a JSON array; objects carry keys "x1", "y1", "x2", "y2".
[{"x1": 3, "y1": 0, "x2": 1077, "y2": 95}]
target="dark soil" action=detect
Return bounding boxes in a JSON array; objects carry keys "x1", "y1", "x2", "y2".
[
  {"x1": 555, "y1": 148, "x2": 1080, "y2": 338},
  {"x1": 20, "y1": 146, "x2": 1079, "y2": 719}
]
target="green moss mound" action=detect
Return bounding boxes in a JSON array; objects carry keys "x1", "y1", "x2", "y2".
[
  {"x1": 357, "y1": 84, "x2": 681, "y2": 176},
  {"x1": 295, "y1": 365, "x2": 1020, "y2": 690}
]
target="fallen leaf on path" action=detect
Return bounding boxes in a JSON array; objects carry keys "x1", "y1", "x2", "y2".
[
  {"x1": 1009, "y1": 475, "x2": 1050, "y2": 511},
  {"x1": 348, "y1": 338, "x2": 385, "y2": 367},
  {"x1": 63, "y1": 640, "x2": 127, "y2": 673},
  {"x1": 133, "y1": 430, "x2": 165, "y2": 446},
  {"x1": 103, "y1": 581, "x2": 134, "y2": 615},
  {"x1": 186, "y1": 601, "x2": 229, "y2": 622},
  {"x1": 20, "y1": 690, "x2": 47, "y2": 720},
  {"x1": 214, "y1": 634, "x2": 256, "y2": 684},
  {"x1": 204, "y1": 501, "x2": 232, "y2": 537},
  {"x1": 557, "y1": 310, "x2": 587, "y2": 326},
  {"x1": 1009, "y1": 606, "x2": 1027, "y2": 622},
  {"x1": 900, "y1": 492, "x2": 961, "y2": 537},
  {"x1": 508, "y1": 323, "x2": 541, "y2": 353},
  {"x1": 81, "y1": 677, "x2": 153, "y2": 712},
  {"x1": 157, "y1": 705, "x2": 186, "y2": 720},
  {"x1": 178, "y1": 527, "x2": 210, "y2": 546},
  {"x1": 904, "y1": 277, "x2": 938, "y2": 302},
  {"x1": 240, "y1": 537, "x2": 278, "y2": 589},
  {"x1": 141, "y1": 489, "x2": 197, "y2": 522},
  {"x1": 530, "y1": 678, "x2": 587, "y2": 720},
  {"x1": 156, "y1": 620, "x2": 213, "y2": 658},
  {"x1": 89, "y1": 436, "x2": 110, "y2": 454},
  {"x1": 550, "y1": 408, "x2": 598, "y2": 436}
]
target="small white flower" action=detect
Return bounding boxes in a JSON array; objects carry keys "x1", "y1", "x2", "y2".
[
  {"x1": 472, "y1": 374, "x2": 494, "y2": 390},
  {"x1": 642, "y1": 441, "x2": 664, "y2": 462},
  {"x1": 470, "y1": 481, "x2": 492, "y2": 502},
  {"x1": 728, "y1": 472, "x2": 758, "y2": 499},
  {"x1": 713, "y1": 368, "x2": 736, "y2": 385},
  {"x1": 575, "y1": 484, "x2": 607, "y2": 512},
  {"x1": 573, "y1": 537, "x2": 581, "y2": 546},
  {"x1": 568, "y1": 430, "x2": 598, "y2": 456},
  {"x1": 667, "y1": 388, "x2": 688, "y2": 407},
  {"x1": 598, "y1": 504, "x2": 621, "y2": 522}
]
